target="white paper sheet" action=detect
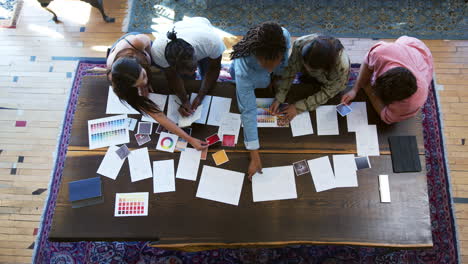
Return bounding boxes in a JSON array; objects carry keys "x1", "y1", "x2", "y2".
[
  {"x1": 106, "y1": 86, "x2": 139, "y2": 114},
  {"x1": 207, "y1": 96, "x2": 232, "y2": 126},
  {"x1": 176, "y1": 148, "x2": 202, "y2": 181},
  {"x1": 346, "y1": 102, "x2": 368, "y2": 132},
  {"x1": 316, "y1": 105, "x2": 339, "y2": 135},
  {"x1": 126, "y1": 118, "x2": 138, "y2": 131},
  {"x1": 128, "y1": 147, "x2": 153, "y2": 182},
  {"x1": 178, "y1": 106, "x2": 202, "y2": 127},
  {"x1": 97, "y1": 145, "x2": 125, "y2": 180},
  {"x1": 251, "y1": 166, "x2": 297, "y2": 202},
  {"x1": 290, "y1": 111, "x2": 314, "y2": 137},
  {"x1": 308, "y1": 156, "x2": 336, "y2": 192},
  {"x1": 355, "y1": 124, "x2": 380, "y2": 156},
  {"x1": 379, "y1": 174, "x2": 391, "y2": 203},
  {"x1": 140, "y1": 93, "x2": 169, "y2": 123},
  {"x1": 190, "y1": 93, "x2": 212, "y2": 124},
  {"x1": 153, "y1": 160, "x2": 175, "y2": 193},
  {"x1": 167, "y1": 95, "x2": 182, "y2": 123},
  {"x1": 88, "y1": 115, "x2": 129, "y2": 150},
  {"x1": 217, "y1": 112, "x2": 242, "y2": 144},
  {"x1": 333, "y1": 154, "x2": 358, "y2": 188},
  {"x1": 196, "y1": 165, "x2": 244, "y2": 206},
  {"x1": 114, "y1": 192, "x2": 148, "y2": 217}
]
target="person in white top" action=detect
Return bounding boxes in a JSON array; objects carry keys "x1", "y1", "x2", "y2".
[{"x1": 151, "y1": 17, "x2": 226, "y2": 117}]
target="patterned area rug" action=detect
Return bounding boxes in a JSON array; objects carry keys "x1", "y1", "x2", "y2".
[
  {"x1": 0, "y1": 0, "x2": 23, "y2": 28},
  {"x1": 125, "y1": 0, "x2": 468, "y2": 39},
  {"x1": 33, "y1": 61, "x2": 458, "y2": 263}
]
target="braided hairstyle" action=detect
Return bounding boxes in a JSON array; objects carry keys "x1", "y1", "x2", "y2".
[
  {"x1": 230, "y1": 22, "x2": 286, "y2": 60},
  {"x1": 374, "y1": 67, "x2": 417, "y2": 105},
  {"x1": 164, "y1": 28, "x2": 196, "y2": 73},
  {"x1": 301, "y1": 35, "x2": 344, "y2": 73}
]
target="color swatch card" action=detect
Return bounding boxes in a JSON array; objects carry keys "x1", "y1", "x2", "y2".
[
  {"x1": 190, "y1": 93, "x2": 212, "y2": 124},
  {"x1": 176, "y1": 148, "x2": 202, "y2": 181},
  {"x1": 218, "y1": 112, "x2": 241, "y2": 144},
  {"x1": 196, "y1": 166, "x2": 245, "y2": 206},
  {"x1": 156, "y1": 132, "x2": 178, "y2": 153},
  {"x1": 290, "y1": 111, "x2": 314, "y2": 137},
  {"x1": 346, "y1": 102, "x2": 368, "y2": 132},
  {"x1": 88, "y1": 115, "x2": 129, "y2": 149},
  {"x1": 252, "y1": 166, "x2": 297, "y2": 202},
  {"x1": 106, "y1": 86, "x2": 139, "y2": 114},
  {"x1": 308, "y1": 156, "x2": 336, "y2": 192},
  {"x1": 333, "y1": 154, "x2": 358, "y2": 188},
  {"x1": 97, "y1": 145, "x2": 125, "y2": 180},
  {"x1": 212, "y1": 149, "x2": 229, "y2": 166},
  {"x1": 256, "y1": 98, "x2": 278, "y2": 127},
  {"x1": 126, "y1": 118, "x2": 138, "y2": 131},
  {"x1": 167, "y1": 95, "x2": 182, "y2": 123},
  {"x1": 153, "y1": 160, "x2": 175, "y2": 193},
  {"x1": 355, "y1": 125, "x2": 380, "y2": 156},
  {"x1": 207, "y1": 96, "x2": 232, "y2": 126},
  {"x1": 128, "y1": 148, "x2": 153, "y2": 182},
  {"x1": 316, "y1": 105, "x2": 339, "y2": 135},
  {"x1": 137, "y1": 122, "x2": 153, "y2": 135},
  {"x1": 140, "y1": 93, "x2": 169, "y2": 123},
  {"x1": 114, "y1": 192, "x2": 149, "y2": 217}
]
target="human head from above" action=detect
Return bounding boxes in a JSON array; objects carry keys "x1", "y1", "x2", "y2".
[
  {"x1": 109, "y1": 54, "x2": 159, "y2": 114},
  {"x1": 164, "y1": 29, "x2": 196, "y2": 75},
  {"x1": 230, "y1": 22, "x2": 287, "y2": 73},
  {"x1": 301, "y1": 35, "x2": 344, "y2": 73},
  {"x1": 374, "y1": 67, "x2": 417, "y2": 105}
]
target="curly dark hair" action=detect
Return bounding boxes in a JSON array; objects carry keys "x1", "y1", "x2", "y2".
[
  {"x1": 164, "y1": 28, "x2": 196, "y2": 73},
  {"x1": 301, "y1": 35, "x2": 344, "y2": 73},
  {"x1": 230, "y1": 22, "x2": 286, "y2": 60},
  {"x1": 374, "y1": 67, "x2": 417, "y2": 105}
]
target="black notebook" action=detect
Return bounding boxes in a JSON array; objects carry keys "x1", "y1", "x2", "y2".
[{"x1": 388, "y1": 136, "x2": 422, "y2": 173}]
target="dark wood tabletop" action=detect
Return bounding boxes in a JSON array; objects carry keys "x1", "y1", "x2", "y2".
[{"x1": 49, "y1": 74, "x2": 432, "y2": 250}]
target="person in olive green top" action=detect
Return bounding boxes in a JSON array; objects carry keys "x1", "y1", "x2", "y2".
[{"x1": 270, "y1": 34, "x2": 350, "y2": 120}]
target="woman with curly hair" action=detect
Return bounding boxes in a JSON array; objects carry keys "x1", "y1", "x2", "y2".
[
  {"x1": 341, "y1": 36, "x2": 433, "y2": 124},
  {"x1": 230, "y1": 22, "x2": 291, "y2": 179}
]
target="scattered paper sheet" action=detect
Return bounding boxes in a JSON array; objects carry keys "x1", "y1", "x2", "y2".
[
  {"x1": 176, "y1": 148, "x2": 202, "y2": 181},
  {"x1": 316, "y1": 105, "x2": 339, "y2": 135},
  {"x1": 88, "y1": 115, "x2": 129, "y2": 149},
  {"x1": 355, "y1": 125, "x2": 380, "y2": 156},
  {"x1": 346, "y1": 102, "x2": 368, "y2": 132},
  {"x1": 126, "y1": 118, "x2": 137, "y2": 131},
  {"x1": 333, "y1": 154, "x2": 358, "y2": 187},
  {"x1": 167, "y1": 95, "x2": 182, "y2": 123},
  {"x1": 156, "y1": 132, "x2": 178, "y2": 153},
  {"x1": 106, "y1": 86, "x2": 139, "y2": 114},
  {"x1": 153, "y1": 160, "x2": 175, "y2": 193},
  {"x1": 290, "y1": 111, "x2": 314, "y2": 137},
  {"x1": 97, "y1": 146, "x2": 125, "y2": 180},
  {"x1": 207, "y1": 96, "x2": 231, "y2": 126},
  {"x1": 379, "y1": 174, "x2": 391, "y2": 203},
  {"x1": 308, "y1": 156, "x2": 336, "y2": 192},
  {"x1": 252, "y1": 166, "x2": 297, "y2": 202},
  {"x1": 196, "y1": 165, "x2": 245, "y2": 206},
  {"x1": 114, "y1": 192, "x2": 148, "y2": 217},
  {"x1": 178, "y1": 106, "x2": 203, "y2": 127},
  {"x1": 128, "y1": 148, "x2": 153, "y2": 182},
  {"x1": 190, "y1": 93, "x2": 212, "y2": 124},
  {"x1": 218, "y1": 112, "x2": 242, "y2": 144},
  {"x1": 140, "y1": 93, "x2": 169, "y2": 123}
]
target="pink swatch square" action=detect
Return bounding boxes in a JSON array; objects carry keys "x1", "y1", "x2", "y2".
[{"x1": 15, "y1": 121, "x2": 27, "y2": 127}]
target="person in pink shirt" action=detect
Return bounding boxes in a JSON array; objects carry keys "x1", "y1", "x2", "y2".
[{"x1": 341, "y1": 36, "x2": 434, "y2": 124}]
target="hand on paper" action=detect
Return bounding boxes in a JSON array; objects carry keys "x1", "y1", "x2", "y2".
[
  {"x1": 191, "y1": 95, "x2": 203, "y2": 111},
  {"x1": 248, "y1": 151, "x2": 263, "y2": 181},
  {"x1": 341, "y1": 88, "x2": 357, "y2": 105},
  {"x1": 269, "y1": 100, "x2": 281, "y2": 115},
  {"x1": 178, "y1": 101, "x2": 194, "y2": 117},
  {"x1": 188, "y1": 137, "x2": 208, "y2": 151},
  {"x1": 279, "y1": 104, "x2": 298, "y2": 121}
]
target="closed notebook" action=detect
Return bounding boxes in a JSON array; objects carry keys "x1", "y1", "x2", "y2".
[
  {"x1": 388, "y1": 136, "x2": 421, "y2": 173},
  {"x1": 68, "y1": 177, "x2": 102, "y2": 202}
]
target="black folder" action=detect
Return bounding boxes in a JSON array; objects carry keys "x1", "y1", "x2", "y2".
[{"x1": 388, "y1": 136, "x2": 422, "y2": 173}]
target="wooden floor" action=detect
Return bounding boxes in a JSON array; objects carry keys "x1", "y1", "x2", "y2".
[{"x1": 0, "y1": 0, "x2": 466, "y2": 263}]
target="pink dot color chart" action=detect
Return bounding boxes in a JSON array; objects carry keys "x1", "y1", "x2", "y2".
[
  {"x1": 87, "y1": 114, "x2": 130, "y2": 149},
  {"x1": 114, "y1": 192, "x2": 149, "y2": 217}
]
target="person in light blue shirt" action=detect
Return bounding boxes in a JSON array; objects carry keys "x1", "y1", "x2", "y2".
[{"x1": 230, "y1": 22, "x2": 291, "y2": 180}]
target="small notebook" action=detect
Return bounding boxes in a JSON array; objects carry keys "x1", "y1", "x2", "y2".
[
  {"x1": 68, "y1": 177, "x2": 102, "y2": 202},
  {"x1": 388, "y1": 136, "x2": 421, "y2": 173}
]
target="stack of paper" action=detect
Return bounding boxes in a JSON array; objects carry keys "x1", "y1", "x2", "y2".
[
  {"x1": 196, "y1": 166, "x2": 245, "y2": 206},
  {"x1": 252, "y1": 166, "x2": 297, "y2": 202},
  {"x1": 207, "y1": 96, "x2": 232, "y2": 126},
  {"x1": 68, "y1": 177, "x2": 103, "y2": 208},
  {"x1": 315, "y1": 105, "x2": 339, "y2": 135}
]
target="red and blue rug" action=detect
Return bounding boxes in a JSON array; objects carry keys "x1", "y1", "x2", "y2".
[{"x1": 33, "y1": 61, "x2": 458, "y2": 263}]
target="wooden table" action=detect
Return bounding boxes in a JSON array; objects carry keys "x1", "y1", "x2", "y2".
[{"x1": 49, "y1": 75, "x2": 432, "y2": 250}]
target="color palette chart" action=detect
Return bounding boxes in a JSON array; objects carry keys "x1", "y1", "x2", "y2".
[
  {"x1": 256, "y1": 98, "x2": 278, "y2": 127},
  {"x1": 88, "y1": 115, "x2": 130, "y2": 149},
  {"x1": 114, "y1": 192, "x2": 149, "y2": 217}
]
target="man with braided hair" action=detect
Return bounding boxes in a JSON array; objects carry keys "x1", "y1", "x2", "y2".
[
  {"x1": 151, "y1": 17, "x2": 226, "y2": 117},
  {"x1": 230, "y1": 22, "x2": 291, "y2": 180}
]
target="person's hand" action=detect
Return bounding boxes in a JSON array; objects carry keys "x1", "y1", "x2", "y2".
[
  {"x1": 341, "y1": 88, "x2": 357, "y2": 105},
  {"x1": 279, "y1": 104, "x2": 298, "y2": 121},
  {"x1": 178, "y1": 101, "x2": 194, "y2": 117},
  {"x1": 188, "y1": 137, "x2": 208, "y2": 151},
  {"x1": 269, "y1": 100, "x2": 281, "y2": 116},
  {"x1": 191, "y1": 95, "x2": 203, "y2": 111},
  {"x1": 248, "y1": 151, "x2": 263, "y2": 181},
  {"x1": 147, "y1": 83, "x2": 154, "y2": 93}
]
